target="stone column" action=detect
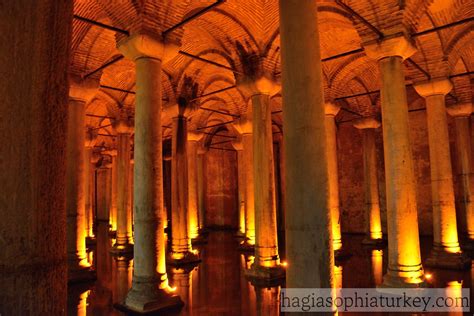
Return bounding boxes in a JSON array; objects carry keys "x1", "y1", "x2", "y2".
[
  {"x1": 353, "y1": 117, "x2": 384, "y2": 245},
  {"x1": 188, "y1": 131, "x2": 204, "y2": 242},
  {"x1": 111, "y1": 119, "x2": 134, "y2": 254},
  {"x1": 96, "y1": 157, "x2": 112, "y2": 222},
  {"x1": 238, "y1": 77, "x2": 284, "y2": 280},
  {"x1": 67, "y1": 78, "x2": 98, "y2": 283},
  {"x1": 233, "y1": 114, "x2": 255, "y2": 249},
  {"x1": 325, "y1": 102, "x2": 343, "y2": 253},
  {"x1": 447, "y1": 103, "x2": 474, "y2": 250},
  {"x1": 197, "y1": 145, "x2": 207, "y2": 232},
  {"x1": 118, "y1": 33, "x2": 183, "y2": 313},
  {"x1": 84, "y1": 129, "x2": 98, "y2": 241},
  {"x1": 105, "y1": 149, "x2": 118, "y2": 232},
  {"x1": 364, "y1": 35, "x2": 425, "y2": 287},
  {"x1": 279, "y1": 0, "x2": 334, "y2": 291},
  {"x1": 414, "y1": 78, "x2": 469, "y2": 269},
  {"x1": 232, "y1": 139, "x2": 246, "y2": 237},
  {"x1": 166, "y1": 103, "x2": 200, "y2": 265}
]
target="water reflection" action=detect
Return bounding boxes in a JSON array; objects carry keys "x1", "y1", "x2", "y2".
[{"x1": 66, "y1": 233, "x2": 472, "y2": 316}]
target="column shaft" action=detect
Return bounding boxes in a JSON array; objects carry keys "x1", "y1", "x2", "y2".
[
  {"x1": 187, "y1": 140, "x2": 200, "y2": 239},
  {"x1": 96, "y1": 166, "x2": 111, "y2": 222},
  {"x1": 242, "y1": 133, "x2": 255, "y2": 246},
  {"x1": 362, "y1": 128, "x2": 383, "y2": 242},
  {"x1": 112, "y1": 133, "x2": 133, "y2": 252},
  {"x1": 279, "y1": 0, "x2": 334, "y2": 290},
  {"x1": 236, "y1": 149, "x2": 246, "y2": 235},
  {"x1": 171, "y1": 116, "x2": 192, "y2": 258},
  {"x1": 379, "y1": 56, "x2": 424, "y2": 285},
  {"x1": 325, "y1": 114, "x2": 342, "y2": 251},
  {"x1": 197, "y1": 152, "x2": 206, "y2": 230},
  {"x1": 84, "y1": 147, "x2": 94, "y2": 238},
  {"x1": 454, "y1": 117, "x2": 474, "y2": 241},
  {"x1": 110, "y1": 155, "x2": 118, "y2": 231},
  {"x1": 252, "y1": 93, "x2": 280, "y2": 269},
  {"x1": 66, "y1": 99, "x2": 90, "y2": 273}
]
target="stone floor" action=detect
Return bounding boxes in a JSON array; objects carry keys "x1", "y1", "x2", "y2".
[{"x1": 68, "y1": 223, "x2": 473, "y2": 315}]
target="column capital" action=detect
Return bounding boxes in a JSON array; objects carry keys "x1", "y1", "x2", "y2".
[
  {"x1": 325, "y1": 102, "x2": 340, "y2": 117},
  {"x1": 69, "y1": 75, "x2": 99, "y2": 103},
  {"x1": 447, "y1": 103, "x2": 473, "y2": 118},
  {"x1": 232, "y1": 114, "x2": 252, "y2": 135},
  {"x1": 353, "y1": 117, "x2": 381, "y2": 129},
  {"x1": 102, "y1": 148, "x2": 117, "y2": 157},
  {"x1": 85, "y1": 127, "x2": 98, "y2": 148},
  {"x1": 117, "y1": 33, "x2": 179, "y2": 63},
  {"x1": 91, "y1": 152, "x2": 101, "y2": 164},
  {"x1": 113, "y1": 118, "x2": 134, "y2": 134},
  {"x1": 188, "y1": 131, "x2": 203, "y2": 142},
  {"x1": 163, "y1": 102, "x2": 198, "y2": 119},
  {"x1": 99, "y1": 158, "x2": 113, "y2": 169},
  {"x1": 231, "y1": 139, "x2": 243, "y2": 151},
  {"x1": 364, "y1": 35, "x2": 417, "y2": 61},
  {"x1": 197, "y1": 144, "x2": 209, "y2": 155},
  {"x1": 414, "y1": 78, "x2": 452, "y2": 97},
  {"x1": 236, "y1": 75, "x2": 280, "y2": 97}
]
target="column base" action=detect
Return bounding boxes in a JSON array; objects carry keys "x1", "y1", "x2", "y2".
[
  {"x1": 362, "y1": 237, "x2": 386, "y2": 247},
  {"x1": 115, "y1": 288, "x2": 183, "y2": 314},
  {"x1": 424, "y1": 247, "x2": 471, "y2": 270},
  {"x1": 245, "y1": 263, "x2": 286, "y2": 286},
  {"x1": 167, "y1": 251, "x2": 201, "y2": 267},
  {"x1": 379, "y1": 266, "x2": 426, "y2": 288},
  {"x1": 110, "y1": 242, "x2": 134, "y2": 255},
  {"x1": 238, "y1": 240, "x2": 255, "y2": 252},
  {"x1": 68, "y1": 266, "x2": 96, "y2": 284}
]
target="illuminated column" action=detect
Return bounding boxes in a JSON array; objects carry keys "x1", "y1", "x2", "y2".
[
  {"x1": 67, "y1": 78, "x2": 98, "y2": 283},
  {"x1": 334, "y1": 265, "x2": 343, "y2": 289},
  {"x1": 353, "y1": 117, "x2": 384, "y2": 245},
  {"x1": 365, "y1": 35, "x2": 425, "y2": 287},
  {"x1": 446, "y1": 103, "x2": 474, "y2": 250},
  {"x1": 111, "y1": 119, "x2": 134, "y2": 254},
  {"x1": 233, "y1": 115, "x2": 255, "y2": 249},
  {"x1": 96, "y1": 157, "x2": 112, "y2": 222},
  {"x1": 371, "y1": 249, "x2": 384, "y2": 286},
  {"x1": 197, "y1": 145, "x2": 207, "y2": 231},
  {"x1": 105, "y1": 149, "x2": 118, "y2": 231},
  {"x1": 279, "y1": 0, "x2": 335, "y2": 291},
  {"x1": 238, "y1": 77, "x2": 284, "y2": 279},
  {"x1": 118, "y1": 34, "x2": 183, "y2": 312},
  {"x1": 166, "y1": 103, "x2": 200, "y2": 264},
  {"x1": 188, "y1": 131, "x2": 204, "y2": 241},
  {"x1": 84, "y1": 129, "x2": 98, "y2": 240},
  {"x1": 232, "y1": 139, "x2": 246, "y2": 237},
  {"x1": 414, "y1": 79, "x2": 469, "y2": 269},
  {"x1": 325, "y1": 102, "x2": 343, "y2": 253}
]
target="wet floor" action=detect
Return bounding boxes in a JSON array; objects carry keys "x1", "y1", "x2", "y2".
[{"x1": 68, "y1": 223, "x2": 474, "y2": 315}]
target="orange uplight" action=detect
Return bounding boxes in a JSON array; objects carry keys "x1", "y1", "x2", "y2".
[
  {"x1": 425, "y1": 273, "x2": 433, "y2": 280},
  {"x1": 168, "y1": 286, "x2": 177, "y2": 292},
  {"x1": 281, "y1": 261, "x2": 288, "y2": 267}
]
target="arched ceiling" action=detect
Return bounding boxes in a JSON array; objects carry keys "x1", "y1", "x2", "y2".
[{"x1": 71, "y1": 0, "x2": 473, "y2": 150}]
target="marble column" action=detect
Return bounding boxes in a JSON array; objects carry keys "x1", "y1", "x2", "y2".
[
  {"x1": 279, "y1": 0, "x2": 335, "y2": 292},
  {"x1": 325, "y1": 102, "x2": 343, "y2": 253},
  {"x1": 188, "y1": 131, "x2": 204, "y2": 242},
  {"x1": 232, "y1": 139, "x2": 246, "y2": 237},
  {"x1": 414, "y1": 78, "x2": 469, "y2": 269},
  {"x1": 96, "y1": 157, "x2": 112, "y2": 222},
  {"x1": 84, "y1": 130, "x2": 98, "y2": 241},
  {"x1": 233, "y1": 114, "x2": 255, "y2": 249},
  {"x1": 365, "y1": 35, "x2": 425, "y2": 287},
  {"x1": 197, "y1": 145, "x2": 207, "y2": 232},
  {"x1": 111, "y1": 120, "x2": 134, "y2": 254},
  {"x1": 0, "y1": 3, "x2": 73, "y2": 312},
  {"x1": 105, "y1": 149, "x2": 118, "y2": 232},
  {"x1": 166, "y1": 102, "x2": 200, "y2": 265},
  {"x1": 238, "y1": 77, "x2": 284, "y2": 280},
  {"x1": 447, "y1": 102, "x2": 474, "y2": 250},
  {"x1": 353, "y1": 117, "x2": 384, "y2": 245},
  {"x1": 67, "y1": 78, "x2": 98, "y2": 283},
  {"x1": 118, "y1": 33, "x2": 183, "y2": 313}
]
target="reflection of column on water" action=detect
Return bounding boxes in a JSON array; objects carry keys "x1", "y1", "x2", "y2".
[
  {"x1": 88, "y1": 222, "x2": 114, "y2": 314},
  {"x1": 113, "y1": 257, "x2": 133, "y2": 305},
  {"x1": 371, "y1": 249, "x2": 384, "y2": 286},
  {"x1": 255, "y1": 285, "x2": 280, "y2": 316},
  {"x1": 240, "y1": 254, "x2": 257, "y2": 315},
  {"x1": 334, "y1": 264, "x2": 343, "y2": 289},
  {"x1": 68, "y1": 287, "x2": 90, "y2": 316},
  {"x1": 445, "y1": 280, "x2": 463, "y2": 315},
  {"x1": 170, "y1": 267, "x2": 193, "y2": 313}
]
